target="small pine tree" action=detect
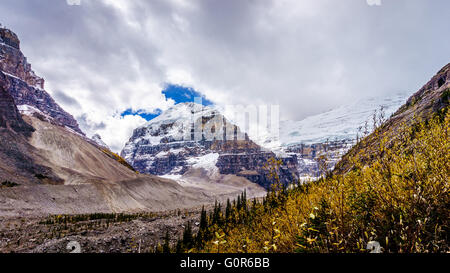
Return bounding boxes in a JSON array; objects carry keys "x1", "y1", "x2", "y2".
[
  {"x1": 163, "y1": 230, "x2": 171, "y2": 253},
  {"x1": 175, "y1": 239, "x2": 183, "y2": 253},
  {"x1": 182, "y1": 222, "x2": 194, "y2": 250},
  {"x1": 195, "y1": 206, "x2": 209, "y2": 249},
  {"x1": 199, "y1": 206, "x2": 208, "y2": 230},
  {"x1": 212, "y1": 201, "x2": 219, "y2": 224},
  {"x1": 225, "y1": 199, "x2": 232, "y2": 222}
]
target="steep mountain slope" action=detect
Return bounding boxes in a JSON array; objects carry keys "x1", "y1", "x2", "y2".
[
  {"x1": 0, "y1": 109, "x2": 241, "y2": 216},
  {"x1": 335, "y1": 63, "x2": 450, "y2": 173},
  {"x1": 0, "y1": 26, "x2": 254, "y2": 217},
  {"x1": 121, "y1": 102, "x2": 255, "y2": 175},
  {"x1": 121, "y1": 103, "x2": 298, "y2": 189},
  {"x1": 0, "y1": 72, "x2": 56, "y2": 185},
  {"x1": 0, "y1": 26, "x2": 83, "y2": 135},
  {"x1": 0, "y1": 83, "x2": 219, "y2": 216}
]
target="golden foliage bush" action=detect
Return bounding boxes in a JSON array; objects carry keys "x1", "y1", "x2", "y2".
[
  {"x1": 192, "y1": 108, "x2": 449, "y2": 253},
  {"x1": 100, "y1": 148, "x2": 137, "y2": 172}
]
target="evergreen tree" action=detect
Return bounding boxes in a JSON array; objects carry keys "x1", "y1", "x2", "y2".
[
  {"x1": 182, "y1": 222, "x2": 194, "y2": 250},
  {"x1": 225, "y1": 199, "x2": 232, "y2": 222},
  {"x1": 212, "y1": 201, "x2": 223, "y2": 225},
  {"x1": 163, "y1": 230, "x2": 171, "y2": 253},
  {"x1": 212, "y1": 201, "x2": 218, "y2": 224},
  {"x1": 195, "y1": 206, "x2": 209, "y2": 249},
  {"x1": 243, "y1": 190, "x2": 247, "y2": 210},
  {"x1": 217, "y1": 203, "x2": 222, "y2": 225},
  {"x1": 199, "y1": 206, "x2": 208, "y2": 230},
  {"x1": 175, "y1": 239, "x2": 183, "y2": 253}
]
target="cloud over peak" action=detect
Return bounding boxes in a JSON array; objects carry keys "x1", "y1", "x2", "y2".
[{"x1": 1, "y1": 0, "x2": 449, "y2": 152}]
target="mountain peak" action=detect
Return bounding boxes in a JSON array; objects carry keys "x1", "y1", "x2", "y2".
[
  {"x1": 143, "y1": 102, "x2": 216, "y2": 126},
  {"x1": 121, "y1": 102, "x2": 298, "y2": 188},
  {"x1": 0, "y1": 26, "x2": 20, "y2": 49},
  {"x1": 91, "y1": 134, "x2": 109, "y2": 149},
  {"x1": 0, "y1": 26, "x2": 84, "y2": 135}
]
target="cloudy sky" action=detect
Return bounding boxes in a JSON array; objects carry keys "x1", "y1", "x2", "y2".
[{"x1": 1, "y1": 0, "x2": 449, "y2": 152}]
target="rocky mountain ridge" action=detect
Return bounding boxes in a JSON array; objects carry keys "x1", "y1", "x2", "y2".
[
  {"x1": 0, "y1": 26, "x2": 262, "y2": 218},
  {"x1": 121, "y1": 92, "x2": 410, "y2": 184},
  {"x1": 0, "y1": 72, "x2": 34, "y2": 137},
  {"x1": 0, "y1": 26, "x2": 83, "y2": 135},
  {"x1": 121, "y1": 103, "x2": 299, "y2": 189}
]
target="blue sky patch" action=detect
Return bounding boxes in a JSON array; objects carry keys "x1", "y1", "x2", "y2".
[
  {"x1": 162, "y1": 84, "x2": 214, "y2": 106},
  {"x1": 120, "y1": 84, "x2": 213, "y2": 121},
  {"x1": 120, "y1": 108, "x2": 162, "y2": 121}
]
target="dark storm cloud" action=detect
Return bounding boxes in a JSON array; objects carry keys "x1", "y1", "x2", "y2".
[
  {"x1": 77, "y1": 113, "x2": 106, "y2": 131},
  {"x1": 53, "y1": 90, "x2": 80, "y2": 108}
]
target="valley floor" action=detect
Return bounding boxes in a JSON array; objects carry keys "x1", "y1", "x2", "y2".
[{"x1": 0, "y1": 205, "x2": 209, "y2": 253}]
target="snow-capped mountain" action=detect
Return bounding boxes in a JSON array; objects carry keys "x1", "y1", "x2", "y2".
[
  {"x1": 122, "y1": 102, "x2": 247, "y2": 148},
  {"x1": 121, "y1": 102, "x2": 243, "y2": 175},
  {"x1": 258, "y1": 92, "x2": 410, "y2": 150},
  {"x1": 121, "y1": 102, "x2": 299, "y2": 189},
  {"x1": 122, "y1": 92, "x2": 410, "y2": 184},
  {"x1": 257, "y1": 92, "x2": 410, "y2": 179}
]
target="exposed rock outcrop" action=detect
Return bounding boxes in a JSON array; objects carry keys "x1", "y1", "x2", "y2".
[
  {"x1": 0, "y1": 72, "x2": 34, "y2": 136},
  {"x1": 121, "y1": 103, "x2": 299, "y2": 189},
  {"x1": 0, "y1": 71, "x2": 58, "y2": 185},
  {"x1": 397, "y1": 63, "x2": 450, "y2": 118},
  {"x1": 285, "y1": 139, "x2": 353, "y2": 178},
  {"x1": 0, "y1": 26, "x2": 83, "y2": 135},
  {"x1": 217, "y1": 152, "x2": 298, "y2": 188}
]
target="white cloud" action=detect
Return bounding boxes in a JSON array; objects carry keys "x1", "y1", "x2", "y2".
[
  {"x1": 1, "y1": 0, "x2": 449, "y2": 152},
  {"x1": 79, "y1": 110, "x2": 147, "y2": 152}
]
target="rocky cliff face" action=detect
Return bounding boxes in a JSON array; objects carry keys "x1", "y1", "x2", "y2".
[
  {"x1": 121, "y1": 103, "x2": 299, "y2": 189},
  {"x1": 0, "y1": 72, "x2": 34, "y2": 136},
  {"x1": 284, "y1": 139, "x2": 353, "y2": 179},
  {"x1": 216, "y1": 152, "x2": 298, "y2": 189},
  {"x1": 397, "y1": 63, "x2": 450, "y2": 118},
  {"x1": 0, "y1": 26, "x2": 83, "y2": 135},
  {"x1": 0, "y1": 71, "x2": 58, "y2": 185}
]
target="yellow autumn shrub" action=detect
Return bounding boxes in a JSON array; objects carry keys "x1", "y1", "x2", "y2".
[{"x1": 195, "y1": 108, "x2": 449, "y2": 253}]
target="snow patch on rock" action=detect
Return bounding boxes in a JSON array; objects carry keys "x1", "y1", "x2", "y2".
[
  {"x1": 91, "y1": 134, "x2": 109, "y2": 149},
  {"x1": 259, "y1": 92, "x2": 410, "y2": 150},
  {"x1": 187, "y1": 153, "x2": 220, "y2": 177}
]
